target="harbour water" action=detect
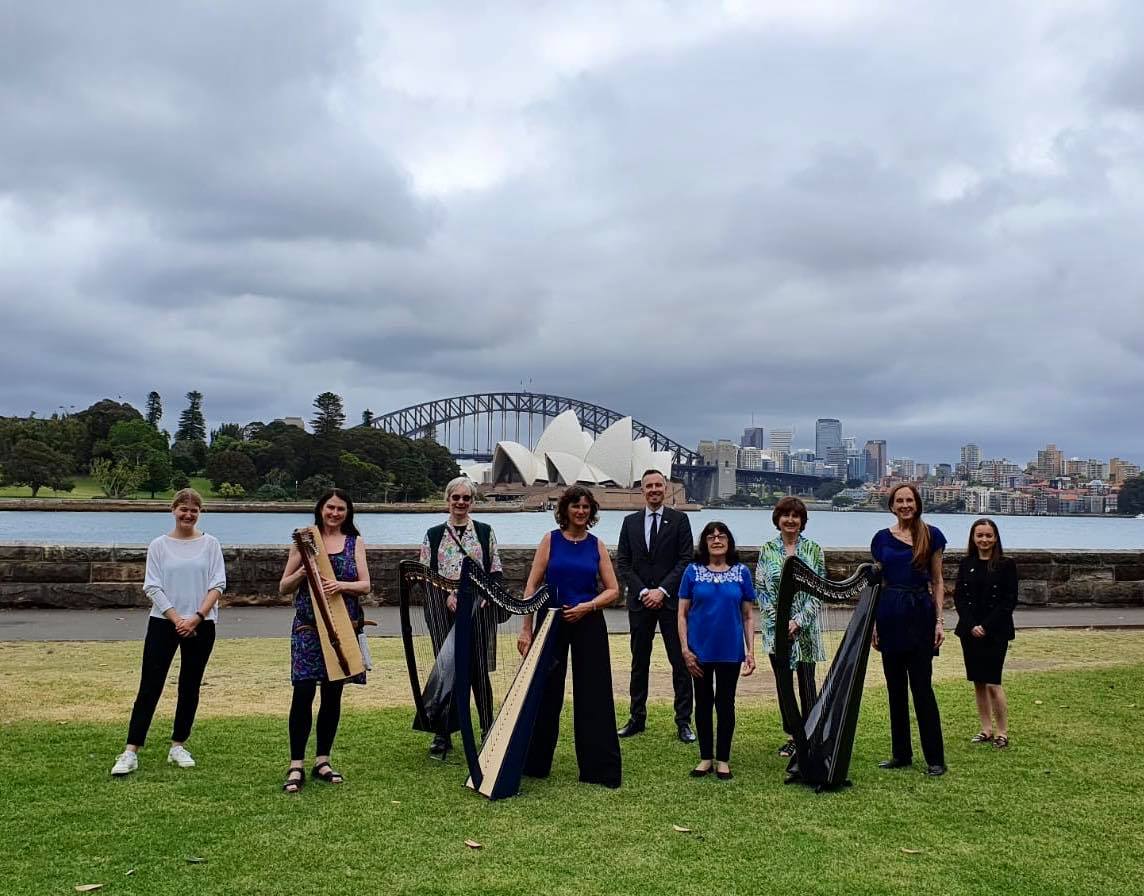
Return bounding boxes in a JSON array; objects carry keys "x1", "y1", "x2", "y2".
[{"x1": 1, "y1": 509, "x2": 1141, "y2": 550}]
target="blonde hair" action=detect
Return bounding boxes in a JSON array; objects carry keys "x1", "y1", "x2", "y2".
[{"x1": 171, "y1": 487, "x2": 204, "y2": 510}]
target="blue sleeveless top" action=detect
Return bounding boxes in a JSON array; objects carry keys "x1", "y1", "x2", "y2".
[{"x1": 546, "y1": 529, "x2": 599, "y2": 607}]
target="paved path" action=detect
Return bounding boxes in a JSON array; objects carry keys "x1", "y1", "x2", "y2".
[{"x1": 2, "y1": 605, "x2": 1143, "y2": 642}]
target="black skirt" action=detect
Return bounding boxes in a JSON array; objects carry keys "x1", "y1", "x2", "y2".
[{"x1": 960, "y1": 635, "x2": 1008, "y2": 684}]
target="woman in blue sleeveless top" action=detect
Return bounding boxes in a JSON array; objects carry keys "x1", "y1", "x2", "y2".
[
  {"x1": 871, "y1": 483, "x2": 947, "y2": 776},
  {"x1": 518, "y1": 486, "x2": 622, "y2": 788}
]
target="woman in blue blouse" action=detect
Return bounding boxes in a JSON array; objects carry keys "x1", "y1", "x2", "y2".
[
  {"x1": 871, "y1": 483, "x2": 947, "y2": 776},
  {"x1": 517, "y1": 486, "x2": 622, "y2": 788},
  {"x1": 678, "y1": 521, "x2": 756, "y2": 780},
  {"x1": 754, "y1": 496, "x2": 826, "y2": 758}
]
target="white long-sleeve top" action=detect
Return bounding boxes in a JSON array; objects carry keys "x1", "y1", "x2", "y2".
[{"x1": 143, "y1": 533, "x2": 226, "y2": 621}]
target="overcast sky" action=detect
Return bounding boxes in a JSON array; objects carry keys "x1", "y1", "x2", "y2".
[{"x1": 3, "y1": 1, "x2": 1143, "y2": 466}]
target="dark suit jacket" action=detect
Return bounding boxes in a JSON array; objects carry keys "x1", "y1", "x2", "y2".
[
  {"x1": 953, "y1": 556, "x2": 1018, "y2": 642},
  {"x1": 615, "y1": 506, "x2": 694, "y2": 611}
]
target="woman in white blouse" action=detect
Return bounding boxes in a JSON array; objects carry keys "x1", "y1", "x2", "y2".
[{"x1": 111, "y1": 489, "x2": 226, "y2": 776}]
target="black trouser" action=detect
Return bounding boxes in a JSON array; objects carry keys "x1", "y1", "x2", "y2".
[
  {"x1": 769, "y1": 655, "x2": 818, "y2": 739},
  {"x1": 289, "y1": 680, "x2": 346, "y2": 761},
  {"x1": 693, "y1": 662, "x2": 741, "y2": 762},
  {"x1": 881, "y1": 649, "x2": 945, "y2": 767},
  {"x1": 627, "y1": 602, "x2": 693, "y2": 726},
  {"x1": 127, "y1": 616, "x2": 216, "y2": 747},
  {"x1": 524, "y1": 610, "x2": 622, "y2": 788}
]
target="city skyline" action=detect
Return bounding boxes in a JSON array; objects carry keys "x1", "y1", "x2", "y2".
[{"x1": 3, "y1": 3, "x2": 1144, "y2": 462}]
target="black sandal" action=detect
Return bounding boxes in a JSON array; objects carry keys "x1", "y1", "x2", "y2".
[
  {"x1": 311, "y1": 762, "x2": 344, "y2": 784},
  {"x1": 283, "y1": 767, "x2": 305, "y2": 793}
]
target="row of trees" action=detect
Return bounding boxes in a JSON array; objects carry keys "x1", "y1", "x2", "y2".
[{"x1": 0, "y1": 391, "x2": 459, "y2": 502}]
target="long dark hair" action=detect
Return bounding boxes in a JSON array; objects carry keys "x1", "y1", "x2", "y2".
[
  {"x1": 888, "y1": 482, "x2": 931, "y2": 570},
  {"x1": 966, "y1": 517, "x2": 1003, "y2": 570},
  {"x1": 313, "y1": 488, "x2": 361, "y2": 536},
  {"x1": 695, "y1": 521, "x2": 739, "y2": 566}
]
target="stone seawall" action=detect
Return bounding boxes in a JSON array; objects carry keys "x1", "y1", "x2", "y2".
[{"x1": 1, "y1": 545, "x2": 1142, "y2": 609}]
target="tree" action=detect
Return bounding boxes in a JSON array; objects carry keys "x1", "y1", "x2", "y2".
[
  {"x1": 145, "y1": 391, "x2": 162, "y2": 427},
  {"x1": 210, "y1": 423, "x2": 244, "y2": 444},
  {"x1": 392, "y1": 455, "x2": 432, "y2": 502},
  {"x1": 1119, "y1": 476, "x2": 1144, "y2": 515},
  {"x1": 337, "y1": 451, "x2": 390, "y2": 502},
  {"x1": 103, "y1": 419, "x2": 168, "y2": 466},
  {"x1": 73, "y1": 399, "x2": 143, "y2": 466},
  {"x1": 0, "y1": 440, "x2": 75, "y2": 496},
  {"x1": 139, "y1": 449, "x2": 175, "y2": 498},
  {"x1": 218, "y1": 482, "x2": 246, "y2": 499},
  {"x1": 832, "y1": 495, "x2": 855, "y2": 508},
  {"x1": 299, "y1": 474, "x2": 336, "y2": 500},
  {"x1": 814, "y1": 479, "x2": 846, "y2": 501},
  {"x1": 311, "y1": 392, "x2": 346, "y2": 438},
  {"x1": 205, "y1": 450, "x2": 259, "y2": 492},
  {"x1": 361, "y1": 408, "x2": 375, "y2": 426},
  {"x1": 176, "y1": 391, "x2": 207, "y2": 443},
  {"x1": 171, "y1": 438, "x2": 207, "y2": 475},
  {"x1": 90, "y1": 458, "x2": 145, "y2": 498}
]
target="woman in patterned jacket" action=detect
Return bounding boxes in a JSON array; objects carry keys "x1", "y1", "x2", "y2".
[{"x1": 755, "y1": 496, "x2": 826, "y2": 757}]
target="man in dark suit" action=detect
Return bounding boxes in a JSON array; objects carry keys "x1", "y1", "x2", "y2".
[{"x1": 615, "y1": 469, "x2": 696, "y2": 743}]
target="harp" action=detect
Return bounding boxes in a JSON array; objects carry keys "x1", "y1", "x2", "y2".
[
  {"x1": 773, "y1": 556, "x2": 882, "y2": 791},
  {"x1": 452, "y1": 557, "x2": 557, "y2": 801},
  {"x1": 291, "y1": 526, "x2": 365, "y2": 682},
  {"x1": 397, "y1": 559, "x2": 465, "y2": 734}
]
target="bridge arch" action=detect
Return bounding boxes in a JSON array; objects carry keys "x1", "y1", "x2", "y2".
[{"x1": 371, "y1": 392, "x2": 701, "y2": 465}]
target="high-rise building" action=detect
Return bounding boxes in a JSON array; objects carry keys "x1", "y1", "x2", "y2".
[
  {"x1": 1036, "y1": 444, "x2": 1065, "y2": 479},
  {"x1": 891, "y1": 457, "x2": 916, "y2": 479},
  {"x1": 815, "y1": 418, "x2": 842, "y2": 460},
  {"x1": 846, "y1": 448, "x2": 867, "y2": 482},
  {"x1": 825, "y1": 446, "x2": 849, "y2": 479},
  {"x1": 740, "y1": 426, "x2": 765, "y2": 449},
  {"x1": 961, "y1": 444, "x2": 981, "y2": 470},
  {"x1": 1110, "y1": 458, "x2": 1141, "y2": 483},
  {"x1": 864, "y1": 439, "x2": 887, "y2": 482},
  {"x1": 769, "y1": 427, "x2": 793, "y2": 472}
]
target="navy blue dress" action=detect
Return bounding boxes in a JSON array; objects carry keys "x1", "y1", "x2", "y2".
[{"x1": 871, "y1": 526, "x2": 946, "y2": 655}]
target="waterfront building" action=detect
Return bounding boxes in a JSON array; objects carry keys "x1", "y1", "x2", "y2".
[
  {"x1": 890, "y1": 457, "x2": 916, "y2": 479},
  {"x1": 935, "y1": 463, "x2": 953, "y2": 482},
  {"x1": 864, "y1": 440, "x2": 887, "y2": 482},
  {"x1": 964, "y1": 486, "x2": 993, "y2": 514},
  {"x1": 741, "y1": 426, "x2": 765, "y2": 450},
  {"x1": 1109, "y1": 457, "x2": 1141, "y2": 483},
  {"x1": 960, "y1": 443, "x2": 981, "y2": 471},
  {"x1": 1036, "y1": 444, "x2": 1066, "y2": 479},
  {"x1": 815, "y1": 418, "x2": 842, "y2": 461},
  {"x1": 770, "y1": 428, "x2": 793, "y2": 471}
]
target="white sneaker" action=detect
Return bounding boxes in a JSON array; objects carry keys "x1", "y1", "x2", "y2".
[
  {"x1": 168, "y1": 745, "x2": 196, "y2": 768},
  {"x1": 111, "y1": 751, "x2": 138, "y2": 776}
]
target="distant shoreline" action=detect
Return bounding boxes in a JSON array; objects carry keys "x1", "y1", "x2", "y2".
[{"x1": 0, "y1": 498, "x2": 537, "y2": 514}]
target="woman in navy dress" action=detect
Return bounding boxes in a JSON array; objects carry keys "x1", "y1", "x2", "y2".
[
  {"x1": 678, "y1": 521, "x2": 756, "y2": 780},
  {"x1": 277, "y1": 489, "x2": 370, "y2": 793},
  {"x1": 954, "y1": 518, "x2": 1018, "y2": 749},
  {"x1": 871, "y1": 483, "x2": 947, "y2": 776},
  {"x1": 517, "y1": 485, "x2": 622, "y2": 788}
]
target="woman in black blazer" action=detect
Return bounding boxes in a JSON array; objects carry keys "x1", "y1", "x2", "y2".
[{"x1": 954, "y1": 518, "x2": 1018, "y2": 749}]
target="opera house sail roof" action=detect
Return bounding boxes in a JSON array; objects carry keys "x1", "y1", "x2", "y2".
[{"x1": 476, "y1": 410, "x2": 674, "y2": 487}]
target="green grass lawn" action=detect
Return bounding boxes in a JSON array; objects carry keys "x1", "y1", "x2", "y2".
[
  {"x1": 1, "y1": 663, "x2": 1141, "y2": 895},
  {"x1": 0, "y1": 476, "x2": 216, "y2": 501}
]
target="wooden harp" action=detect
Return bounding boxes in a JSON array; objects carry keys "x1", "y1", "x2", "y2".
[
  {"x1": 452, "y1": 557, "x2": 557, "y2": 800},
  {"x1": 292, "y1": 526, "x2": 365, "y2": 682},
  {"x1": 773, "y1": 556, "x2": 882, "y2": 791}
]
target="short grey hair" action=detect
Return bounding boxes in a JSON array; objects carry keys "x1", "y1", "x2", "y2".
[{"x1": 444, "y1": 476, "x2": 478, "y2": 502}]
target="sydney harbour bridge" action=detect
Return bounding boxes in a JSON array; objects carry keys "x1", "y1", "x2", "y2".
[{"x1": 371, "y1": 392, "x2": 823, "y2": 500}]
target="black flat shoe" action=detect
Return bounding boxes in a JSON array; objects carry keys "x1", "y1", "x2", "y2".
[
  {"x1": 878, "y1": 758, "x2": 913, "y2": 769},
  {"x1": 677, "y1": 724, "x2": 697, "y2": 744},
  {"x1": 716, "y1": 769, "x2": 733, "y2": 780},
  {"x1": 925, "y1": 764, "x2": 947, "y2": 777},
  {"x1": 617, "y1": 719, "x2": 645, "y2": 738},
  {"x1": 689, "y1": 765, "x2": 712, "y2": 778}
]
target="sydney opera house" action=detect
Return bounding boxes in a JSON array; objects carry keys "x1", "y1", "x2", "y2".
[{"x1": 461, "y1": 410, "x2": 685, "y2": 507}]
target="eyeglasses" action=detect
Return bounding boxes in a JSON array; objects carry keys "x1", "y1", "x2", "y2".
[
  {"x1": 706, "y1": 533, "x2": 728, "y2": 541},
  {"x1": 450, "y1": 495, "x2": 473, "y2": 503}
]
